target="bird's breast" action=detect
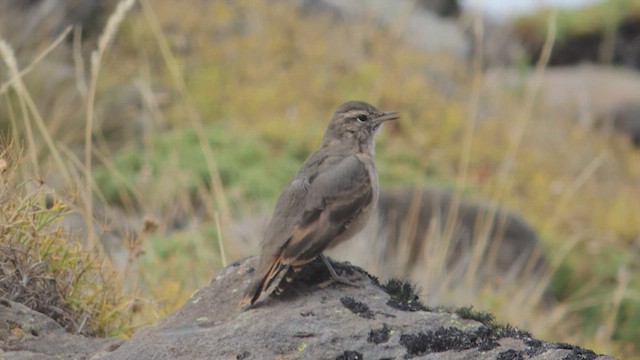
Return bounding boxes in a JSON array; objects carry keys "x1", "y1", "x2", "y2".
[{"x1": 355, "y1": 153, "x2": 379, "y2": 203}]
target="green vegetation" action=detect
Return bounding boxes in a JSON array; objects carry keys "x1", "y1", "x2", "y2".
[
  {"x1": 0, "y1": 0, "x2": 639, "y2": 358},
  {"x1": 454, "y1": 306, "x2": 496, "y2": 327},
  {"x1": 93, "y1": 125, "x2": 303, "y2": 208}
]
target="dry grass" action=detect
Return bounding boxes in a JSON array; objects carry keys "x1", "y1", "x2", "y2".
[{"x1": 0, "y1": 141, "x2": 130, "y2": 336}]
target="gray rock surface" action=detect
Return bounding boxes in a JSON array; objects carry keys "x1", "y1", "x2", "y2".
[
  {"x1": 0, "y1": 299, "x2": 123, "y2": 360},
  {"x1": 92, "y1": 257, "x2": 612, "y2": 360}
]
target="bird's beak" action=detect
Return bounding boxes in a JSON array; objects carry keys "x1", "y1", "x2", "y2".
[{"x1": 374, "y1": 111, "x2": 400, "y2": 124}]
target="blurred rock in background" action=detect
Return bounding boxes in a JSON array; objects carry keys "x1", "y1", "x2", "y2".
[
  {"x1": 415, "y1": 0, "x2": 461, "y2": 17},
  {"x1": 374, "y1": 187, "x2": 545, "y2": 281},
  {"x1": 484, "y1": 64, "x2": 640, "y2": 147},
  {"x1": 603, "y1": 101, "x2": 640, "y2": 147},
  {"x1": 0, "y1": 0, "x2": 117, "y2": 49},
  {"x1": 298, "y1": 0, "x2": 470, "y2": 59}
]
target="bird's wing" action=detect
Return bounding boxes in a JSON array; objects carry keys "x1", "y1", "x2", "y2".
[
  {"x1": 241, "y1": 155, "x2": 372, "y2": 306},
  {"x1": 283, "y1": 155, "x2": 373, "y2": 261},
  {"x1": 240, "y1": 172, "x2": 312, "y2": 306}
]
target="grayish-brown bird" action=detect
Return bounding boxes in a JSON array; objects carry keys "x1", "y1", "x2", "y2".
[{"x1": 240, "y1": 100, "x2": 398, "y2": 307}]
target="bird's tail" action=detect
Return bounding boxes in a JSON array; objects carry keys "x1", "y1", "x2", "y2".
[{"x1": 239, "y1": 257, "x2": 290, "y2": 307}]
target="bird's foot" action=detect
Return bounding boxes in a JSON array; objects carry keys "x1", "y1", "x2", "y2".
[
  {"x1": 318, "y1": 254, "x2": 361, "y2": 289},
  {"x1": 317, "y1": 275, "x2": 360, "y2": 289}
]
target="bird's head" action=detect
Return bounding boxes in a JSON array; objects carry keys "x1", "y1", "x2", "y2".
[{"x1": 322, "y1": 101, "x2": 398, "y2": 152}]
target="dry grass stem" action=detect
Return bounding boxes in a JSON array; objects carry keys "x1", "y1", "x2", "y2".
[
  {"x1": 0, "y1": 39, "x2": 73, "y2": 185},
  {"x1": 0, "y1": 26, "x2": 73, "y2": 96},
  {"x1": 84, "y1": 0, "x2": 136, "y2": 249},
  {"x1": 140, "y1": 0, "x2": 237, "y2": 257}
]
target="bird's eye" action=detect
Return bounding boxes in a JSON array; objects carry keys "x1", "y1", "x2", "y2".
[{"x1": 355, "y1": 114, "x2": 368, "y2": 123}]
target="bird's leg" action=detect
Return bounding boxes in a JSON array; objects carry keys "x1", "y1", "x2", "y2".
[{"x1": 317, "y1": 254, "x2": 360, "y2": 288}]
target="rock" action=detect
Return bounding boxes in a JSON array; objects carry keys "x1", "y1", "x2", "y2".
[
  {"x1": 298, "y1": 0, "x2": 470, "y2": 58},
  {"x1": 372, "y1": 187, "x2": 545, "y2": 280},
  {"x1": 604, "y1": 101, "x2": 640, "y2": 147},
  {"x1": 92, "y1": 257, "x2": 612, "y2": 359},
  {"x1": 415, "y1": 0, "x2": 461, "y2": 17},
  {"x1": 485, "y1": 64, "x2": 640, "y2": 147},
  {"x1": 484, "y1": 64, "x2": 640, "y2": 128},
  {"x1": 0, "y1": 0, "x2": 115, "y2": 47},
  {"x1": 0, "y1": 259, "x2": 616, "y2": 359},
  {"x1": 0, "y1": 299, "x2": 123, "y2": 360}
]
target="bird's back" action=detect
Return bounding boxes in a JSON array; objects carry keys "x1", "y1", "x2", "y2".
[{"x1": 258, "y1": 149, "x2": 347, "y2": 257}]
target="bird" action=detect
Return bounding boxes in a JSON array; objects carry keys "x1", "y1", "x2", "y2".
[{"x1": 240, "y1": 100, "x2": 398, "y2": 307}]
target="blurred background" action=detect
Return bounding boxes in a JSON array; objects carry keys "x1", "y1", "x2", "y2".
[{"x1": 0, "y1": 0, "x2": 639, "y2": 358}]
